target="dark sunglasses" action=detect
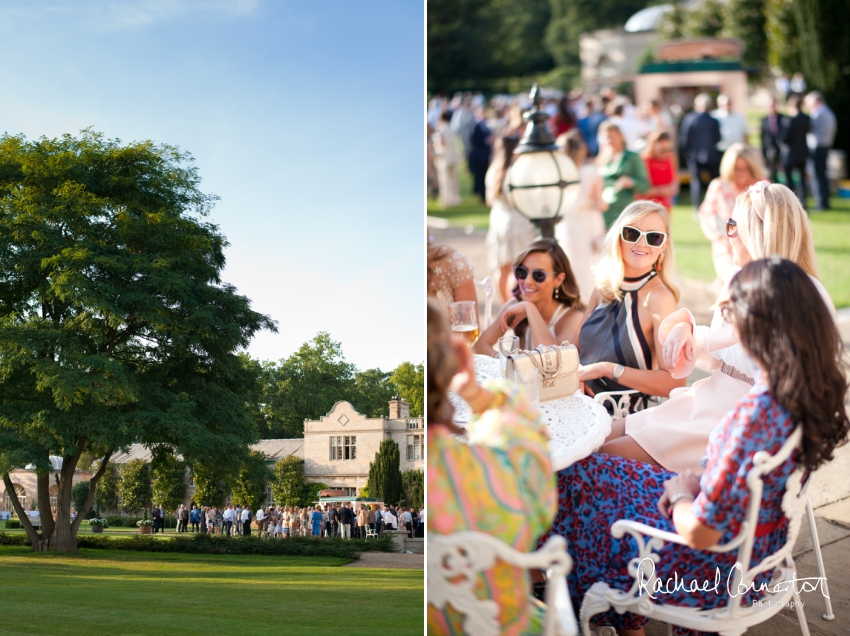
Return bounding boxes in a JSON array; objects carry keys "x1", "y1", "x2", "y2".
[
  {"x1": 620, "y1": 225, "x2": 667, "y2": 248},
  {"x1": 514, "y1": 265, "x2": 551, "y2": 283},
  {"x1": 726, "y1": 218, "x2": 738, "y2": 238}
]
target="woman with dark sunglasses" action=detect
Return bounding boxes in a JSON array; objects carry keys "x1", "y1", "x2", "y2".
[
  {"x1": 473, "y1": 238, "x2": 584, "y2": 354},
  {"x1": 602, "y1": 182, "x2": 834, "y2": 473},
  {"x1": 572, "y1": 200, "x2": 685, "y2": 414}
]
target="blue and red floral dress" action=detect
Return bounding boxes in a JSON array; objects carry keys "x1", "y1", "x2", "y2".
[{"x1": 540, "y1": 382, "x2": 799, "y2": 633}]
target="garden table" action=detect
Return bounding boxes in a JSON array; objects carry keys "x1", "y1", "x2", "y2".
[{"x1": 450, "y1": 354, "x2": 612, "y2": 471}]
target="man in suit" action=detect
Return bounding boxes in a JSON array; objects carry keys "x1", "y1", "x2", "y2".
[
  {"x1": 805, "y1": 91, "x2": 837, "y2": 210},
  {"x1": 780, "y1": 94, "x2": 810, "y2": 206},
  {"x1": 761, "y1": 98, "x2": 786, "y2": 182},
  {"x1": 679, "y1": 93, "x2": 721, "y2": 209}
]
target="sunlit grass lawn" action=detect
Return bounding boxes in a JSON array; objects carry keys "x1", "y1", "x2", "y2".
[
  {"x1": 430, "y1": 167, "x2": 850, "y2": 307},
  {"x1": 0, "y1": 547, "x2": 423, "y2": 635}
]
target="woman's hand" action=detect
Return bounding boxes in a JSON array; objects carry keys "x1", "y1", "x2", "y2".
[
  {"x1": 662, "y1": 322, "x2": 694, "y2": 370},
  {"x1": 449, "y1": 337, "x2": 494, "y2": 414},
  {"x1": 614, "y1": 176, "x2": 635, "y2": 191},
  {"x1": 578, "y1": 362, "x2": 612, "y2": 382},
  {"x1": 657, "y1": 470, "x2": 701, "y2": 520},
  {"x1": 499, "y1": 302, "x2": 528, "y2": 332}
]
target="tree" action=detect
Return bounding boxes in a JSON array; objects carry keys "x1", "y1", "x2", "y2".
[
  {"x1": 94, "y1": 464, "x2": 119, "y2": 514},
  {"x1": 150, "y1": 450, "x2": 187, "y2": 513},
  {"x1": 117, "y1": 459, "x2": 151, "y2": 514},
  {"x1": 402, "y1": 470, "x2": 424, "y2": 510},
  {"x1": 261, "y1": 333, "x2": 356, "y2": 438},
  {"x1": 428, "y1": 0, "x2": 555, "y2": 93},
  {"x1": 390, "y1": 362, "x2": 424, "y2": 417},
  {"x1": 271, "y1": 456, "x2": 306, "y2": 507},
  {"x1": 723, "y1": 0, "x2": 768, "y2": 78},
  {"x1": 0, "y1": 130, "x2": 276, "y2": 551},
  {"x1": 545, "y1": 0, "x2": 649, "y2": 90},
  {"x1": 230, "y1": 450, "x2": 271, "y2": 512},
  {"x1": 301, "y1": 481, "x2": 329, "y2": 507},
  {"x1": 191, "y1": 461, "x2": 229, "y2": 508},
  {"x1": 367, "y1": 440, "x2": 403, "y2": 506},
  {"x1": 71, "y1": 480, "x2": 91, "y2": 514},
  {"x1": 350, "y1": 368, "x2": 395, "y2": 418}
]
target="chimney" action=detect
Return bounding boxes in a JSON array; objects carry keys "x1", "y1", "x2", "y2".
[{"x1": 388, "y1": 395, "x2": 410, "y2": 420}]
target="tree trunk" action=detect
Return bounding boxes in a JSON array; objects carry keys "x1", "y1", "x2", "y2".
[
  {"x1": 36, "y1": 467, "x2": 55, "y2": 540},
  {"x1": 2, "y1": 473, "x2": 46, "y2": 551}
]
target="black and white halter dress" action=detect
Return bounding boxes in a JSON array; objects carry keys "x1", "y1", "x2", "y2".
[{"x1": 579, "y1": 270, "x2": 656, "y2": 411}]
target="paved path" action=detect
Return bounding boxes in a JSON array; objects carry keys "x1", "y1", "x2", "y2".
[
  {"x1": 345, "y1": 552, "x2": 423, "y2": 569},
  {"x1": 431, "y1": 226, "x2": 850, "y2": 634}
]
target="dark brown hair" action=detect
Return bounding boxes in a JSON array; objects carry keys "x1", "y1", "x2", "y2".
[
  {"x1": 511, "y1": 239, "x2": 584, "y2": 343},
  {"x1": 728, "y1": 257, "x2": 849, "y2": 470},
  {"x1": 486, "y1": 136, "x2": 519, "y2": 206},
  {"x1": 427, "y1": 300, "x2": 461, "y2": 432}
]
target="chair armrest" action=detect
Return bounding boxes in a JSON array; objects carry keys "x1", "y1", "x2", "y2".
[
  {"x1": 612, "y1": 519, "x2": 748, "y2": 554},
  {"x1": 594, "y1": 390, "x2": 641, "y2": 419}
]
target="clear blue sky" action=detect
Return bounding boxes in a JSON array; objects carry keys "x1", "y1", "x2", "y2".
[{"x1": 0, "y1": 1, "x2": 424, "y2": 372}]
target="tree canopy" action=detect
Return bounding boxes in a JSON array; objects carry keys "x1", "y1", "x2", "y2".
[
  {"x1": 367, "y1": 439, "x2": 403, "y2": 506},
  {"x1": 257, "y1": 333, "x2": 423, "y2": 438},
  {"x1": 0, "y1": 130, "x2": 275, "y2": 551},
  {"x1": 230, "y1": 450, "x2": 271, "y2": 512}
]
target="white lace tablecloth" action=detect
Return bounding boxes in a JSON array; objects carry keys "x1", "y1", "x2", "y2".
[{"x1": 450, "y1": 355, "x2": 612, "y2": 471}]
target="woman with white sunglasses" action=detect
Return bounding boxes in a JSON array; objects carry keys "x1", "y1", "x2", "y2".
[
  {"x1": 574, "y1": 200, "x2": 685, "y2": 411},
  {"x1": 601, "y1": 182, "x2": 834, "y2": 472}
]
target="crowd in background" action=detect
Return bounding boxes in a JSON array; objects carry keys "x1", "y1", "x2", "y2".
[
  {"x1": 147, "y1": 501, "x2": 425, "y2": 540},
  {"x1": 428, "y1": 87, "x2": 837, "y2": 307}
]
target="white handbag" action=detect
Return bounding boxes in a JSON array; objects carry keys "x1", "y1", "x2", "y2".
[{"x1": 505, "y1": 343, "x2": 580, "y2": 402}]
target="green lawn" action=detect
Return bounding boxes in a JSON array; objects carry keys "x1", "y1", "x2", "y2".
[
  {"x1": 0, "y1": 547, "x2": 423, "y2": 635},
  {"x1": 430, "y1": 167, "x2": 850, "y2": 307}
]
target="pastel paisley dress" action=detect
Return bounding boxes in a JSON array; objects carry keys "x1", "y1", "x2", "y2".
[
  {"x1": 428, "y1": 380, "x2": 557, "y2": 636},
  {"x1": 541, "y1": 382, "x2": 797, "y2": 634}
]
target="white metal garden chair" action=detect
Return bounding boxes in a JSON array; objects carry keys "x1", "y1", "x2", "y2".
[
  {"x1": 593, "y1": 389, "x2": 834, "y2": 624},
  {"x1": 475, "y1": 276, "x2": 494, "y2": 329},
  {"x1": 428, "y1": 531, "x2": 578, "y2": 636},
  {"x1": 579, "y1": 426, "x2": 817, "y2": 636}
]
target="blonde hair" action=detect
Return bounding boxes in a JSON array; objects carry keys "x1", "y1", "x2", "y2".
[
  {"x1": 596, "y1": 121, "x2": 624, "y2": 166},
  {"x1": 594, "y1": 200, "x2": 680, "y2": 303},
  {"x1": 719, "y1": 143, "x2": 766, "y2": 183},
  {"x1": 734, "y1": 183, "x2": 819, "y2": 278}
]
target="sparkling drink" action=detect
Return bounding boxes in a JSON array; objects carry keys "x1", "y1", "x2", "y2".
[{"x1": 452, "y1": 324, "x2": 479, "y2": 345}]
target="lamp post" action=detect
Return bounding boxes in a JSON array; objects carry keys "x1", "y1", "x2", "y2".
[{"x1": 505, "y1": 84, "x2": 581, "y2": 239}]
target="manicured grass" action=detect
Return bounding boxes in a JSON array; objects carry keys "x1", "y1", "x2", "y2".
[
  {"x1": 0, "y1": 546, "x2": 423, "y2": 635},
  {"x1": 430, "y1": 167, "x2": 850, "y2": 307}
]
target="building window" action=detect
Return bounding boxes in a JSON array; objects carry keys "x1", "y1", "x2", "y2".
[
  {"x1": 345, "y1": 487, "x2": 356, "y2": 497},
  {"x1": 406, "y1": 420, "x2": 419, "y2": 429},
  {"x1": 329, "y1": 436, "x2": 356, "y2": 460},
  {"x1": 406, "y1": 434, "x2": 422, "y2": 461}
]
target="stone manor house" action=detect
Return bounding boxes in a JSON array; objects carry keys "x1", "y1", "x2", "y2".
[{"x1": 0, "y1": 397, "x2": 424, "y2": 513}]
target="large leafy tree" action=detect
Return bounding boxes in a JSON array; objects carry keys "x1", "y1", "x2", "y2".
[
  {"x1": 271, "y1": 456, "x2": 306, "y2": 506},
  {"x1": 150, "y1": 449, "x2": 187, "y2": 513},
  {"x1": 0, "y1": 131, "x2": 275, "y2": 551},
  {"x1": 230, "y1": 450, "x2": 270, "y2": 512},
  {"x1": 94, "y1": 463, "x2": 119, "y2": 514},
  {"x1": 390, "y1": 362, "x2": 424, "y2": 418},
  {"x1": 117, "y1": 459, "x2": 151, "y2": 515},
  {"x1": 428, "y1": 0, "x2": 555, "y2": 93},
  {"x1": 351, "y1": 368, "x2": 395, "y2": 418},
  {"x1": 261, "y1": 333, "x2": 356, "y2": 438},
  {"x1": 190, "y1": 461, "x2": 230, "y2": 508},
  {"x1": 402, "y1": 470, "x2": 424, "y2": 510},
  {"x1": 366, "y1": 440, "x2": 403, "y2": 506}
]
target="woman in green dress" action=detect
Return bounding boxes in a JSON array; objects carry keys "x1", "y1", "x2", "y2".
[{"x1": 597, "y1": 121, "x2": 649, "y2": 228}]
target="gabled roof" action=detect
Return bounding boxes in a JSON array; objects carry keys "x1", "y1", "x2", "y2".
[{"x1": 110, "y1": 439, "x2": 304, "y2": 465}]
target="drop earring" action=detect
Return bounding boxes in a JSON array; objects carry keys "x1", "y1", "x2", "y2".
[{"x1": 554, "y1": 288, "x2": 559, "y2": 299}]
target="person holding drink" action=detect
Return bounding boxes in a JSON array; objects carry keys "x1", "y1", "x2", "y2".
[{"x1": 473, "y1": 239, "x2": 584, "y2": 355}]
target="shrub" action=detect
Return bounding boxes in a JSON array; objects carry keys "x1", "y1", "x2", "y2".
[
  {"x1": 0, "y1": 532, "x2": 394, "y2": 559},
  {"x1": 4, "y1": 520, "x2": 20, "y2": 529},
  {"x1": 105, "y1": 515, "x2": 142, "y2": 527},
  {"x1": 88, "y1": 518, "x2": 109, "y2": 527}
]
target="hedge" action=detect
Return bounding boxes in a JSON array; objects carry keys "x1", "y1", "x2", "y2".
[
  {"x1": 4, "y1": 520, "x2": 20, "y2": 529},
  {"x1": 0, "y1": 532, "x2": 394, "y2": 559}
]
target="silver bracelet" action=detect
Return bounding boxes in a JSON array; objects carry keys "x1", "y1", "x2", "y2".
[{"x1": 669, "y1": 492, "x2": 695, "y2": 507}]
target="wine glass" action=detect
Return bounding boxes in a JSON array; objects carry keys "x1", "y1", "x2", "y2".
[
  {"x1": 497, "y1": 335, "x2": 520, "y2": 377},
  {"x1": 450, "y1": 301, "x2": 479, "y2": 345}
]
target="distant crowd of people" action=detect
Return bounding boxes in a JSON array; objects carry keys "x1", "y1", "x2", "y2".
[{"x1": 148, "y1": 501, "x2": 424, "y2": 539}]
